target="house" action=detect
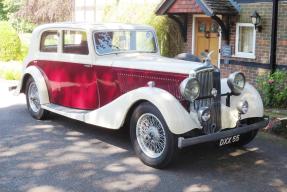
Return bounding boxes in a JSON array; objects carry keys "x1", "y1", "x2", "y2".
[
  {"x1": 73, "y1": 0, "x2": 114, "y2": 23},
  {"x1": 73, "y1": 0, "x2": 160, "y2": 23},
  {"x1": 73, "y1": 0, "x2": 287, "y2": 86},
  {"x1": 156, "y1": 0, "x2": 287, "y2": 85}
]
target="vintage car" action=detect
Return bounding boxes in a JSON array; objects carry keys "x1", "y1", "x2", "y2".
[{"x1": 16, "y1": 23, "x2": 268, "y2": 168}]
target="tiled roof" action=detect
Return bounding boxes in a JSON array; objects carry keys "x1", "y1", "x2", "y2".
[
  {"x1": 156, "y1": 0, "x2": 176, "y2": 15},
  {"x1": 156, "y1": 0, "x2": 240, "y2": 15},
  {"x1": 168, "y1": 0, "x2": 202, "y2": 14},
  {"x1": 195, "y1": 0, "x2": 240, "y2": 16}
]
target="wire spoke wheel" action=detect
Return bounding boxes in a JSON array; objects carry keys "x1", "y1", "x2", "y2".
[
  {"x1": 136, "y1": 113, "x2": 167, "y2": 158},
  {"x1": 28, "y1": 82, "x2": 41, "y2": 113}
]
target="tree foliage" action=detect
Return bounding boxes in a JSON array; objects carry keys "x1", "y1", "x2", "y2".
[
  {"x1": 0, "y1": 21, "x2": 21, "y2": 61},
  {"x1": 0, "y1": 0, "x2": 8, "y2": 20},
  {"x1": 103, "y1": 1, "x2": 183, "y2": 57},
  {"x1": 257, "y1": 70, "x2": 287, "y2": 108},
  {"x1": 16, "y1": 0, "x2": 73, "y2": 24},
  {"x1": 0, "y1": 0, "x2": 22, "y2": 20}
]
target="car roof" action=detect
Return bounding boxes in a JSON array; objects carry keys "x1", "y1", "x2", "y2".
[{"x1": 34, "y1": 22, "x2": 155, "y2": 32}]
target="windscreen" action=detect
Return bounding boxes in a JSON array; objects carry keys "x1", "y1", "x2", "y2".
[{"x1": 94, "y1": 30, "x2": 157, "y2": 55}]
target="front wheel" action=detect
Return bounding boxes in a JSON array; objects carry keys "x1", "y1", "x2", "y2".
[
  {"x1": 130, "y1": 102, "x2": 178, "y2": 168},
  {"x1": 25, "y1": 78, "x2": 48, "y2": 120}
]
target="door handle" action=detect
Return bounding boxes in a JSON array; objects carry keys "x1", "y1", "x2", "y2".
[{"x1": 83, "y1": 64, "x2": 92, "y2": 68}]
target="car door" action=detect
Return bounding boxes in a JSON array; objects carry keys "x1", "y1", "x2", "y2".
[{"x1": 37, "y1": 29, "x2": 99, "y2": 110}]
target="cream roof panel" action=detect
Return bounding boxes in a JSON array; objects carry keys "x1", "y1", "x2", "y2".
[{"x1": 33, "y1": 22, "x2": 155, "y2": 33}]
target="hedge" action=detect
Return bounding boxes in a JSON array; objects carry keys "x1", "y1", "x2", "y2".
[{"x1": 0, "y1": 21, "x2": 21, "y2": 61}]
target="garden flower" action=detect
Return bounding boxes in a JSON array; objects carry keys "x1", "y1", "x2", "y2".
[{"x1": 268, "y1": 79, "x2": 275, "y2": 84}]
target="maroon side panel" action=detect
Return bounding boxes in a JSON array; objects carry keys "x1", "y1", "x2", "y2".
[
  {"x1": 29, "y1": 60, "x2": 188, "y2": 110},
  {"x1": 96, "y1": 66, "x2": 188, "y2": 107},
  {"x1": 31, "y1": 60, "x2": 99, "y2": 110},
  {"x1": 95, "y1": 66, "x2": 121, "y2": 107}
]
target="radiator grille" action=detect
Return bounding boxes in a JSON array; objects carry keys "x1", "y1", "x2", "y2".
[{"x1": 192, "y1": 68, "x2": 221, "y2": 134}]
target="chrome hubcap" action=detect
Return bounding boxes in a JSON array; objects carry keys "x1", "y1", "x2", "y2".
[
  {"x1": 136, "y1": 113, "x2": 166, "y2": 158},
  {"x1": 28, "y1": 82, "x2": 41, "y2": 113}
]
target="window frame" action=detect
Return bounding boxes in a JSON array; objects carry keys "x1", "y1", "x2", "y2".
[
  {"x1": 92, "y1": 29, "x2": 159, "y2": 56},
  {"x1": 62, "y1": 29, "x2": 90, "y2": 55},
  {"x1": 235, "y1": 23, "x2": 256, "y2": 59},
  {"x1": 39, "y1": 30, "x2": 60, "y2": 53}
]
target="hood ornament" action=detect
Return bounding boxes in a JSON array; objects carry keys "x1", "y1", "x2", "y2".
[
  {"x1": 203, "y1": 51, "x2": 214, "y2": 66},
  {"x1": 211, "y1": 88, "x2": 218, "y2": 97}
]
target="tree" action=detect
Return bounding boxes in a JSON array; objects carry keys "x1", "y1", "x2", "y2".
[
  {"x1": 0, "y1": 0, "x2": 22, "y2": 20},
  {"x1": 0, "y1": 0, "x2": 8, "y2": 20},
  {"x1": 103, "y1": 1, "x2": 183, "y2": 57},
  {"x1": 16, "y1": 0, "x2": 73, "y2": 24}
]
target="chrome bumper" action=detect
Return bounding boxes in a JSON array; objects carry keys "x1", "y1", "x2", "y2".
[{"x1": 178, "y1": 117, "x2": 269, "y2": 149}]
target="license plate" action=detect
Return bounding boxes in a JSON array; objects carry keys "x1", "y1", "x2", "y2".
[{"x1": 219, "y1": 135, "x2": 240, "y2": 146}]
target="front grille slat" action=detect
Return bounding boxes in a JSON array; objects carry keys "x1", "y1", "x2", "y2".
[{"x1": 195, "y1": 69, "x2": 221, "y2": 134}]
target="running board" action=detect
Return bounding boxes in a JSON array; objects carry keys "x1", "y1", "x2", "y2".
[{"x1": 42, "y1": 104, "x2": 90, "y2": 122}]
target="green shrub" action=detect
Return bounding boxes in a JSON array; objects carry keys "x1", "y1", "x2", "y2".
[
  {"x1": 257, "y1": 70, "x2": 287, "y2": 108},
  {"x1": 102, "y1": 2, "x2": 183, "y2": 57},
  {"x1": 17, "y1": 42, "x2": 28, "y2": 61},
  {"x1": 0, "y1": 21, "x2": 21, "y2": 61},
  {"x1": 0, "y1": 60, "x2": 22, "y2": 80},
  {"x1": 3, "y1": 69, "x2": 21, "y2": 80},
  {"x1": 10, "y1": 18, "x2": 35, "y2": 33},
  {"x1": 0, "y1": 68, "x2": 21, "y2": 80},
  {"x1": 148, "y1": 16, "x2": 183, "y2": 57}
]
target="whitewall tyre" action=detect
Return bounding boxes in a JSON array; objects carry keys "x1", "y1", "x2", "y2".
[
  {"x1": 26, "y1": 78, "x2": 48, "y2": 120},
  {"x1": 130, "y1": 102, "x2": 178, "y2": 168}
]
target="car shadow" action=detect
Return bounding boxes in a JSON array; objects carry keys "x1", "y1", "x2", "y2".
[{"x1": 0, "y1": 103, "x2": 287, "y2": 192}]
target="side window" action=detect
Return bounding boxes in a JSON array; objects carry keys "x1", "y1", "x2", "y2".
[
  {"x1": 94, "y1": 32, "x2": 114, "y2": 54},
  {"x1": 63, "y1": 30, "x2": 89, "y2": 55},
  {"x1": 40, "y1": 31, "x2": 59, "y2": 53}
]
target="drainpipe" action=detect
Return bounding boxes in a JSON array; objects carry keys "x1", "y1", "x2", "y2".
[{"x1": 270, "y1": 0, "x2": 279, "y2": 74}]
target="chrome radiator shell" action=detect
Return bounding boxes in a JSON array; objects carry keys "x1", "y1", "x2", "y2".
[{"x1": 191, "y1": 68, "x2": 221, "y2": 134}]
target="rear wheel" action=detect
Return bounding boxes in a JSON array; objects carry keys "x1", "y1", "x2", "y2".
[
  {"x1": 26, "y1": 78, "x2": 48, "y2": 120},
  {"x1": 130, "y1": 102, "x2": 178, "y2": 168}
]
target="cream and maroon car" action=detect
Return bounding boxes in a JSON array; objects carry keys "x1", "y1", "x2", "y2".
[{"x1": 16, "y1": 23, "x2": 268, "y2": 168}]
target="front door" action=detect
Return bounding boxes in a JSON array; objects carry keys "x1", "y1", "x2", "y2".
[{"x1": 195, "y1": 17, "x2": 219, "y2": 66}]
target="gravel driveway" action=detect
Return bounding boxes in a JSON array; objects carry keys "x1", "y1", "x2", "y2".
[{"x1": 0, "y1": 80, "x2": 287, "y2": 192}]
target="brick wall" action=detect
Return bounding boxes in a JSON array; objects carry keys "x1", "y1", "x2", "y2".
[
  {"x1": 277, "y1": 1, "x2": 287, "y2": 65},
  {"x1": 175, "y1": 1, "x2": 287, "y2": 86},
  {"x1": 182, "y1": 14, "x2": 193, "y2": 52},
  {"x1": 220, "y1": 64, "x2": 269, "y2": 86},
  {"x1": 220, "y1": 1, "x2": 287, "y2": 86},
  {"x1": 223, "y1": 2, "x2": 273, "y2": 66}
]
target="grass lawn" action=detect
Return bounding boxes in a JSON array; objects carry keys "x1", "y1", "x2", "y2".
[{"x1": 0, "y1": 61, "x2": 22, "y2": 80}]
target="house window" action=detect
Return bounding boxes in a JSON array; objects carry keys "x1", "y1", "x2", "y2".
[{"x1": 235, "y1": 23, "x2": 256, "y2": 59}]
